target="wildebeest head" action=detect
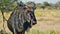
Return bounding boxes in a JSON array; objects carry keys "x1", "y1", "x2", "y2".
[
  {"x1": 24, "y1": 3, "x2": 37, "y2": 25},
  {"x1": 22, "y1": 3, "x2": 37, "y2": 31}
]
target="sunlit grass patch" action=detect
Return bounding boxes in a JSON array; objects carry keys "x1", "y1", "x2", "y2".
[
  {"x1": 25, "y1": 29, "x2": 60, "y2": 34},
  {"x1": 0, "y1": 29, "x2": 59, "y2": 34},
  {"x1": 28, "y1": 29, "x2": 60, "y2": 34},
  {"x1": 35, "y1": 9, "x2": 60, "y2": 17}
]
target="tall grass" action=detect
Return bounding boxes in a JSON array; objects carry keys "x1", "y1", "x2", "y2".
[
  {"x1": 0, "y1": 29, "x2": 60, "y2": 34},
  {"x1": 27, "y1": 29, "x2": 60, "y2": 34}
]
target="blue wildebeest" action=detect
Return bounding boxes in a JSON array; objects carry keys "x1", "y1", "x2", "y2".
[{"x1": 7, "y1": 2, "x2": 37, "y2": 34}]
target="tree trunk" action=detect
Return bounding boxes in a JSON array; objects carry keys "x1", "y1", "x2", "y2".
[{"x1": 1, "y1": 11, "x2": 6, "y2": 34}]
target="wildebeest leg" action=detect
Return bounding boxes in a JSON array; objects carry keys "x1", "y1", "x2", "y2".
[
  {"x1": 26, "y1": 27, "x2": 30, "y2": 34},
  {"x1": 13, "y1": 28, "x2": 16, "y2": 34},
  {"x1": 12, "y1": 22, "x2": 16, "y2": 34},
  {"x1": 22, "y1": 31, "x2": 25, "y2": 34}
]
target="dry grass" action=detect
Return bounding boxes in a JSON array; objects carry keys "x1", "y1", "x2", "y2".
[{"x1": 0, "y1": 9, "x2": 60, "y2": 34}]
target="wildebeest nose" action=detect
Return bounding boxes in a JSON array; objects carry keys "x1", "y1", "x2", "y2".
[{"x1": 32, "y1": 21, "x2": 37, "y2": 25}]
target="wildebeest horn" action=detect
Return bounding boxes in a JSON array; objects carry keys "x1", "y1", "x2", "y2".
[
  {"x1": 27, "y1": 2, "x2": 36, "y2": 9},
  {"x1": 33, "y1": 3, "x2": 36, "y2": 9}
]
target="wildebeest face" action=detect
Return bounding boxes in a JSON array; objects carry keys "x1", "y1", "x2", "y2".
[{"x1": 25, "y1": 6, "x2": 37, "y2": 25}]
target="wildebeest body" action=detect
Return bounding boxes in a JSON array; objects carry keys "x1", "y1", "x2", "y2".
[
  {"x1": 7, "y1": 2, "x2": 37, "y2": 34},
  {"x1": 7, "y1": 6, "x2": 25, "y2": 33},
  {"x1": 7, "y1": 6, "x2": 34, "y2": 34}
]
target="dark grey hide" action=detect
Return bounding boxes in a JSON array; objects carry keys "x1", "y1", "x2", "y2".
[{"x1": 7, "y1": 5, "x2": 37, "y2": 34}]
